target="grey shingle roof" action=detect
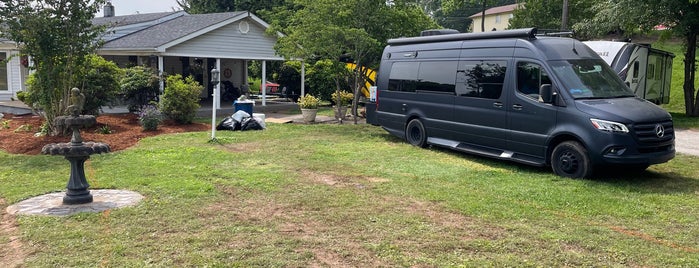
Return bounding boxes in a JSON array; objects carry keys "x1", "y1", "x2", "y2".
[
  {"x1": 92, "y1": 12, "x2": 183, "y2": 27},
  {"x1": 101, "y1": 11, "x2": 248, "y2": 50}
]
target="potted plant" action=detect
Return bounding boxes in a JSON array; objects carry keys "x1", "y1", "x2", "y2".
[
  {"x1": 331, "y1": 90, "x2": 353, "y2": 119},
  {"x1": 298, "y1": 94, "x2": 320, "y2": 123}
]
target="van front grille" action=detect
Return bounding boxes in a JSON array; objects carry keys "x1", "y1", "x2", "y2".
[{"x1": 632, "y1": 120, "x2": 674, "y2": 147}]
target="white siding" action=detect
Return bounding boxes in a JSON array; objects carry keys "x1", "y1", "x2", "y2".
[
  {"x1": 9, "y1": 52, "x2": 21, "y2": 92},
  {"x1": 165, "y1": 18, "x2": 282, "y2": 60},
  {"x1": 0, "y1": 51, "x2": 22, "y2": 101}
]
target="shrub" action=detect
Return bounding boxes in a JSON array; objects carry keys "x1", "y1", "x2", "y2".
[
  {"x1": 75, "y1": 54, "x2": 124, "y2": 115},
  {"x1": 121, "y1": 66, "x2": 160, "y2": 112},
  {"x1": 160, "y1": 74, "x2": 202, "y2": 124},
  {"x1": 298, "y1": 94, "x2": 320, "y2": 109},
  {"x1": 138, "y1": 105, "x2": 162, "y2": 131},
  {"x1": 331, "y1": 90, "x2": 353, "y2": 106}
]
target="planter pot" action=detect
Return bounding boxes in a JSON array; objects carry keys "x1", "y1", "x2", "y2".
[
  {"x1": 300, "y1": 108, "x2": 318, "y2": 123},
  {"x1": 333, "y1": 106, "x2": 348, "y2": 119}
]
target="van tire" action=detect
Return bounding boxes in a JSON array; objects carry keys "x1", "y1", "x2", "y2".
[
  {"x1": 551, "y1": 141, "x2": 592, "y2": 178},
  {"x1": 406, "y1": 119, "x2": 427, "y2": 148}
]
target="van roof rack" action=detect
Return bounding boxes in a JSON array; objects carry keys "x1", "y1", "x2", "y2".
[
  {"x1": 536, "y1": 29, "x2": 574, "y2": 37},
  {"x1": 388, "y1": 28, "x2": 537, "y2": 46},
  {"x1": 420, "y1": 29, "x2": 460, "y2": 36}
]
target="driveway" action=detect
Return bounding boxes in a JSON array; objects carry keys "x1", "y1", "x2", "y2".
[{"x1": 675, "y1": 129, "x2": 699, "y2": 156}]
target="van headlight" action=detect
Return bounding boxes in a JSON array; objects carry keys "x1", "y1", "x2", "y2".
[{"x1": 590, "y1": 119, "x2": 629, "y2": 133}]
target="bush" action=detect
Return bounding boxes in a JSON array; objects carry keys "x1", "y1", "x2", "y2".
[
  {"x1": 76, "y1": 54, "x2": 124, "y2": 115},
  {"x1": 121, "y1": 66, "x2": 160, "y2": 112},
  {"x1": 307, "y1": 59, "x2": 351, "y2": 102},
  {"x1": 331, "y1": 90, "x2": 353, "y2": 106},
  {"x1": 138, "y1": 104, "x2": 162, "y2": 131},
  {"x1": 298, "y1": 94, "x2": 320, "y2": 109},
  {"x1": 160, "y1": 74, "x2": 202, "y2": 124}
]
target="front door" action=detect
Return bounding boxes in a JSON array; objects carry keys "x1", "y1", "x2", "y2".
[{"x1": 507, "y1": 61, "x2": 558, "y2": 162}]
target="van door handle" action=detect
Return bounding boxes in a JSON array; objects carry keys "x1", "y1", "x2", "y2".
[
  {"x1": 493, "y1": 102, "x2": 503, "y2": 108},
  {"x1": 512, "y1": 104, "x2": 523, "y2": 110}
]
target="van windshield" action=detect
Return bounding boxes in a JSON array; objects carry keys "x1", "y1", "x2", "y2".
[{"x1": 549, "y1": 59, "x2": 635, "y2": 99}]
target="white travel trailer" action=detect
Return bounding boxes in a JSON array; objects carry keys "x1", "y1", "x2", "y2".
[{"x1": 583, "y1": 41, "x2": 674, "y2": 104}]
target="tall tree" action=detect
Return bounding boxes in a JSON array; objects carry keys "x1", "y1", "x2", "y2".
[
  {"x1": 574, "y1": 0, "x2": 699, "y2": 116},
  {"x1": 275, "y1": 0, "x2": 436, "y2": 123},
  {"x1": 508, "y1": 0, "x2": 595, "y2": 32},
  {"x1": 176, "y1": 0, "x2": 286, "y2": 16},
  {"x1": 441, "y1": 0, "x2": 516, "y2": 32},
  {"x1": 0, "y1": 0, "x2": 107, "y2": 135}
]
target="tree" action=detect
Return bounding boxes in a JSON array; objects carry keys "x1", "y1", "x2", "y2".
[
  {"x1": 275, "y1": 0, "x2": 436, "y2": 123},
  {"x1": 0, "y1": 0, "x2": 107, "y2": 135},
  {"x1": 574, "y1": 0, "x2": 699, "y2": 116},
  {"x1": 441, "y1": 0, "x2": 516, "y2": 32},
  {"x1": 508, "y1": 0, "x2": 596, "y2": 32},
  {"x1": 176, "y1": 0, "x2": 286, "y2": 16}
]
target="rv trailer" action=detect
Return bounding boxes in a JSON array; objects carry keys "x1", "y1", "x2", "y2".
[{"x1": 583, "y1": 41, "x2": 674, "y2": 104}]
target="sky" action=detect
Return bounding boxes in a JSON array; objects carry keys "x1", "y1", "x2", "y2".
[{"x1": 101, "y1": 0, "x2": 183, "y2": 16}]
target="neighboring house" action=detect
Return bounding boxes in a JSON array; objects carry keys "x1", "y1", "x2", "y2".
[
  {"x1": 0, "y1": 38, "x2": 29, "y2": 101},
  {"x1": 468, "y1": 3, "x2": 521, "y2": 33},
  {"x1": 1, "y1": 3, "x2": 289, "y2": 108}
]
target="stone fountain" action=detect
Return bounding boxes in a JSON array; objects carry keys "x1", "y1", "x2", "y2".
[{"x1": 41, "y1": 88, "x2": 110, "y2": 205}]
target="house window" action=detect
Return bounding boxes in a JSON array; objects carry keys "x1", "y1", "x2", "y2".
[
  {"x1": 0, "y1": 52, "x2": 7, "y2": 91},
  {"x1": 495, "y1": 15, "x2": 501, "y2": 23}
]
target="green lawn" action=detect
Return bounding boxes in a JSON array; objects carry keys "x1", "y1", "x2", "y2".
[
  {"x1": 653, "y1": 41, "x2": 699, "y2": 129},
  {"x1": 1, "y1": 123, "x2": 698, "y2": 267}
]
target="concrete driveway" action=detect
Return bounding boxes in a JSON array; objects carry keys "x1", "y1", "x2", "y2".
[{"x1": 675, "y1": 129, "x2": 699, "y2": 156}]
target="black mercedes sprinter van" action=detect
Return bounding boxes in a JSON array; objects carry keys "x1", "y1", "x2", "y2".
[{"x1": 368, "y1": 28, "x2": 674, "y2": 178}]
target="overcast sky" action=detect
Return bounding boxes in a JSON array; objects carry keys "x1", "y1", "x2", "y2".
[{"x1": 100, "y1": 0, "x2": 182, "y2": 16}]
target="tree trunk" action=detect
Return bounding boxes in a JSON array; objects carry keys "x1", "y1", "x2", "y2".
[
  {"x1": 684, "y1": 29, "x2": 698, "y2": 116},
  {"x1": 481, "y1": 1, "x2": 486, "y2": 32}
]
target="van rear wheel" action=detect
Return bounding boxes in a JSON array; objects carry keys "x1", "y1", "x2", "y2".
[
  {"x1": 551, "y1": 141, "x2": 592, "y2": 178},
  {"x1": 405, "y1": 119, "x2": 427, "y2": 148}
]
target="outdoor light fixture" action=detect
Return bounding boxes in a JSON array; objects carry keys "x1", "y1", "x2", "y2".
[
  {"x1": 211, "y1": 68, "x2": 220, "y2": 86},
  {"x1": 210, "y1": 68, "x2": 221, "y2": 141}
]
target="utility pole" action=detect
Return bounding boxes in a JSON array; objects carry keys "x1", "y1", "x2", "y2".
[{"x1": 561, "y1": 0, "x2": 569, "y2": 30}]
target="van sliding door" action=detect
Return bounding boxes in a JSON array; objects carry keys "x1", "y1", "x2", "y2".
[{"x1": 453, "y1": 60, "x2": 509, "y2": 150}]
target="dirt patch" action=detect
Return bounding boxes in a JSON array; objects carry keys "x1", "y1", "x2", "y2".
[
  {"x1": 0, "y1": 113, "x2": 210, "y2": 155},
  {"x1": 0, "y1": 199, "x2": 28, "y2": 268}
]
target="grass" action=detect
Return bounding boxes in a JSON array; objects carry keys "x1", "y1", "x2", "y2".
[
  {"x1": 1, "y1": 122, "x2": 699, "y2": 266},
  {"x1": 653, "y1": 41, "x2": 699, "y2": 129}
]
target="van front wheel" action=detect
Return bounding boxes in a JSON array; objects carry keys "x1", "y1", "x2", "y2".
[
  {"x1": 405, "y1": 119, "x2": 427, "y2": 148},
  {"x1": 551, "y1": 141, "x2": 592, "y2": 178}
]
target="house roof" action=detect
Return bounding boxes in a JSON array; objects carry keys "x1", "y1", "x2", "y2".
[
  {"x1": 469, "y1": 3, "x2": 521, "y2": 19},
  {"x1": 92, "y1": 11, "x2": 185, "y2": 27},
  {"x1": 100, "y1": 11, "x2": 261, "y2": 52}
]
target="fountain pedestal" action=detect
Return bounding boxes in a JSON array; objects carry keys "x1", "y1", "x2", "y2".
[{"x1": 41, "y1": 88, "x2": 110, "y2": 205}]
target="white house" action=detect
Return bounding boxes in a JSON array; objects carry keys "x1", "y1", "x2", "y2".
[{"x1": 1, "y1": 4, "x2": 291, "y2": 108}]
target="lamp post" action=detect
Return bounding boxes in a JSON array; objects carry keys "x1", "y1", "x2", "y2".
[{"x1": 210, "y1": 68, "x2": 220, "y2": 141}]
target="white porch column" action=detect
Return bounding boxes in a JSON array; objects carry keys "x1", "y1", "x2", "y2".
[
  {"x1": 261, "y1": 60, "x2": 267, "y2": 106},
  {"x1": 158, "y1": 56, "x2": 164, "y2": 94},
  {"x1": 301, "y1": 60, "x2": 305, "y2": 97},
  {"x1": 215, "y1": 58, "x2": 221, "y2": 109}
]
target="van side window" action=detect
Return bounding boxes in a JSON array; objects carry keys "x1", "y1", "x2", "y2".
[
  {"x1": 456, "y1": 60, "x2": 506, "y2": 99},
  {"x1": 417, "y1": 61, "x2": 457, "y2": 93},
  {"x1": 388, "y1": 62, "x2": 418, "y2": 92},
  {"x1": 516, "y1": 62, "x2": 551, "y2": 100}
]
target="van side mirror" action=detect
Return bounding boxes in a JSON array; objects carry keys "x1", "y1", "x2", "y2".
[{"x1": 540, "y1": 84, "x2": 554, "y2": 103}]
